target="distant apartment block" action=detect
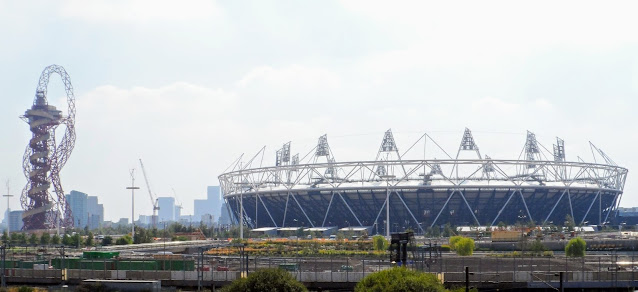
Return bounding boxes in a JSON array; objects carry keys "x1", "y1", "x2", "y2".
[
  {"x1": 157, "y1": 197, "x2": 175, "y2": 223},
  {"x1": 65, "y1": 190, "x2": 104, "y2": 230},
  {"x1": 9, "y1": 210, "x2": 24, "y2": 232},
  {"x1": 193, "y1": 186, "x2": 223, "y2": 224}
]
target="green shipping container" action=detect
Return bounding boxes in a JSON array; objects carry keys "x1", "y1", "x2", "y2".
[
  {"x1": 116, "y1": 261, "x2": 158, "y2": 271},
  {"x1": 157, "y1": 259, "x2": 195, "y2": 271},
  {"x1": 83, "y1": 251, "x2": 120, "y2": 259}
]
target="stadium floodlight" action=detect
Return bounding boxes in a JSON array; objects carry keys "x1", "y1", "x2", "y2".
[
  {"x1": 316, "y1": 134, "x2": 330, "y2": 157},
  {"x1": 381, "y1": 129, "x2": 398, "y2": 152},
  {"x1": 460, "y1": 128, "x2": 478, "y2": 151},
  {"x1": 524, "y1": 131, "x2": 541, "y2": 169},
  {"x1": 553, "y1": 138, "x2": 565, "y2": 162}
]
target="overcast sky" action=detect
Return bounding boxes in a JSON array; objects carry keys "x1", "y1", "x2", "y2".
[{"x1": 0, "y1": 1, "x2": 636, "y2": 222}]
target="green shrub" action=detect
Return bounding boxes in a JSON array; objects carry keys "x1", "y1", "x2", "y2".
[
  {"x1": 372, "y1": 235, "x2": 388, "y2": 251},
  {"x1": 542, "y1": 250, "x2": 554, "y2": 257},
  {"x1": 221, "y1": 268, "x2": 307, "y2": 292},
  {"x1": 440, "y1": 245, "x2": 451, "y2": 252},
  {"x1": 530, "y1": 239, "x2": 546, "y2": 255},
  {"x1": 455, "y1": 238, "x2": 475, "y2": 256},
  {"x1": 449, "y1": 236, "x2": 463, "y2": 250},
  {"x1": 565, "y1": 237, "x2": 586, "y2": 257},
  {"x1": 355, "y1": 267, "x2": 445, "y2": 292},
  {"x1": 102, "y1": 236, "x2": 113, "y2": 246},
  {"x1": 115, "y1": 235, "x2": 133, "y2": 245}
]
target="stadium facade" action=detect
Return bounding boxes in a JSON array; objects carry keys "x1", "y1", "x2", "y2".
[{"x1": 219, "y1": 129, "x2": 627, "y2": 235}]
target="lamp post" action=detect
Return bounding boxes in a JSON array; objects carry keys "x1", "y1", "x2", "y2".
[
  {"x1": 126, "y1": 169, "x2": 140, "y2": 239},
  {"x1": 3, "y1": 182, "x2": 13, "y2": 234}
]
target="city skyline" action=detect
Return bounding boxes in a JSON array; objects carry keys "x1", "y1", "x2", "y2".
[{"x1": 0, "y1": 1, "x2": 637, "y2": 222}]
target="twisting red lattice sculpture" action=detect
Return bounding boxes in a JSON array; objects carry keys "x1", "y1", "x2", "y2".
[{"x1": 20, "y1": 65, "x2": 75, "y2": 230}]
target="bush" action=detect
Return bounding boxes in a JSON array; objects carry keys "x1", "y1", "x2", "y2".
[
  {"x1": 455, "y1": 238, "x2": 475, "y2": 256},
  {"x1": 355, "y1": 267, "x2": 445, "y2": 292},
  {"x1": 449, "y1": 236, "x2": 463, "y2": 250},
  {"x1": 372, "y1": 235, "x2": 388, "y2": 251},
  {"x1": 530, "y1": 239, "x2": 546, "y2": 255},
  {"x1": 542, "y1": 250, "x2": 554, "y2": 257},
  {"x1": 221, "y1": 268, "x2": 307, "y2": 292},
  {"x1": 440, "y1": 245, "x2": 451, "y2": 252},
  {"x1": 565, "y1": 237, "x2": 586, "y2": 257},
  {"x1": 115, "y1": 235, "x2": 133, "y2": 245},
  {"x1": 102, "y1": 236, "x2": 113, "y2": 246}
]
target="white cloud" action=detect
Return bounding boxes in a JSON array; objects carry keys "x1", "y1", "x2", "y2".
[
  {"x1": 236, "y1": 65, "x2": 341, "y2": 90},
  {"x1": 58, "y1": 0, "x2": 221, "y2": 24}
]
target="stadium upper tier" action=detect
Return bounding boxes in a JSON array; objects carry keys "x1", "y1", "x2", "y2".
[{"x1": 218, "y1": 129, "x2": 627, "y2": 233}]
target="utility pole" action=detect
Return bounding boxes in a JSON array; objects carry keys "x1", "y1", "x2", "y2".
[
  {"x1": 126, "y1": 169, "x2": 139, "y2": 240},
  {"x1": 3, "y1": 180, "x2": 13, "y2": 234}
]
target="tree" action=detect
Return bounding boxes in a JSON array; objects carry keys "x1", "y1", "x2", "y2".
[
  {"x1": 133, "y1": 227, "x2": 152, "y2": 244},
  {"x1": 221, "y1": 268, "x2": 307, "y2": 292},
  {"x1": 28, "y1": 233, "x2": 38, "y2": 245},
  {"x1": 530, "y1": 239, "x2": 546, "y2": 255},
  {"x1": 455, "y1": 237, "x2": 475, "y2": 256},
  {"x1": 565, "y1": 237, "x2": 586, "y2": 257},
  {"x1": 40, "y1": 233, "x2": 51, "y2": 245},
  {"x1": 1, "y1": 231, "x2": 7, "y2": 244},
  {"x1": 85, "y1": 232, "x2": 94, "y2": 247},
  {"x1": 449, "y1": 236, "x2": 463, "y2": 250},
  {"x1": 442, "y1": 223, "x2": 456, "y2": 237},
  {"x1": 51, "y1": 234, "x2": 60, "y2": 245},
  {"x1": 17, "y1": 233, "x2": 27, "y2": 244},
  {"x1": 62, "y1": 234, "x2": 72, "y2": 246},
  {"x1": 102, "y1": 236, "x2": 113, "y2": 246},
  {"x1": 72, "y1": 233, "x2": 83, "y2": 247},
  {"x1": 372, "y1": 235, "x2": 388, "y2": 251},
  {"x1": 355, "y1": 267, "x2": 446, "y2": 292},
  {"x1": 564, "y1": 214, "x2": 576, "y2": 232},
  {"x1": 115, "y1": 235, "x2": 133, "y2": 245}
]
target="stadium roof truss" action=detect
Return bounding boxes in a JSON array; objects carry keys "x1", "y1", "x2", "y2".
[{"x1": 219, "y1": 129, "x2": 628, "y2": 235}]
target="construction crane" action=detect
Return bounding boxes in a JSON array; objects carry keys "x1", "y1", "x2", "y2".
[
  {"x1": 172, "y1": 187, "x2": 183, "y2": 221},
  {"x1": 139, "y1": 159, "x2": 160, "y2": 229}
]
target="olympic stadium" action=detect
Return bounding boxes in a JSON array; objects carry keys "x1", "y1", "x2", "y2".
[{"x1": 218, "y1": 129, "x2": 627, "y2": 235}]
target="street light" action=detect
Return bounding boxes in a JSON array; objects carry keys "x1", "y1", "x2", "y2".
[{"x1": 126, "y1": 169, "x2": 140, "y2": 240}]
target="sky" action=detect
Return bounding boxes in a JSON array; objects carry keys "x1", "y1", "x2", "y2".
[{"x1": 0, "y1": 1, "x2": 636, "y2": 222}]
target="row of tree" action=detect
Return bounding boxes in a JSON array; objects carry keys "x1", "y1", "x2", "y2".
[{"x1": 219, "y1": 266, "x2": 473, "y2": 292}]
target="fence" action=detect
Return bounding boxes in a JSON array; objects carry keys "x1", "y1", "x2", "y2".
[{"x1": 1, "y1": 247, "x2": 638, "y2": 289}]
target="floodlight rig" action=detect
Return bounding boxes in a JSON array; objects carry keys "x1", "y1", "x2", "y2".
[
  {"x1": 20, "y1": 65, "x2": 76, "y2": 230},
  {"x1": 313, "y1": 134, "x2": 337, "y2": 179},
  {"x1": 523, "y1": 131, "x2": 541, "y2": 168},
  {"x1": 451, "y1": 128, "x2": 482, "y2": 179},
  {"x1": 553, "y1": 138, "x2": 567, "y2": 179},
  {"x1": 373, "y1": 129, "x2": 404, "y2": 179},
  {"x1": 275, "y1": 142, "x2": 291, "y2": 184}
]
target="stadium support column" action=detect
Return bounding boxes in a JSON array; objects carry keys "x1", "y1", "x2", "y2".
[
  {"x1": 386, "y1": 187, "x2": 390, "y2": 237},
  {"x1": 240, "y1": 192, "x2": 243, "y2": 239}
]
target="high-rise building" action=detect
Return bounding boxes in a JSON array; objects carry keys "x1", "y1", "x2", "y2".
[
  {"x1": 66, "y1": 191, "x2": 104, "y2": 230},
  {"x1": 219, "y1": 202, "x2": 231, "y2": 225},
  {"x1": 9, "y1": 210, "x2": 24, "y2": 232},
  {"x1": 193, "y1": 186, "x2": 223, "y2": 224},
  {"x1": 66, "y1": 190, "x2": 88, "y2": 228},
  {"x1": 157, "y1": 197, "x2": 175, "y2": 222},
  {"x1": 174, "y1": 205, "x2": 182, "y2": 220}
]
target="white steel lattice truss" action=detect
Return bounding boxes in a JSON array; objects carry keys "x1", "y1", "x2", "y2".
[{"x1": 219, "y1": 130, "x2": 627, "y2": 234}]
